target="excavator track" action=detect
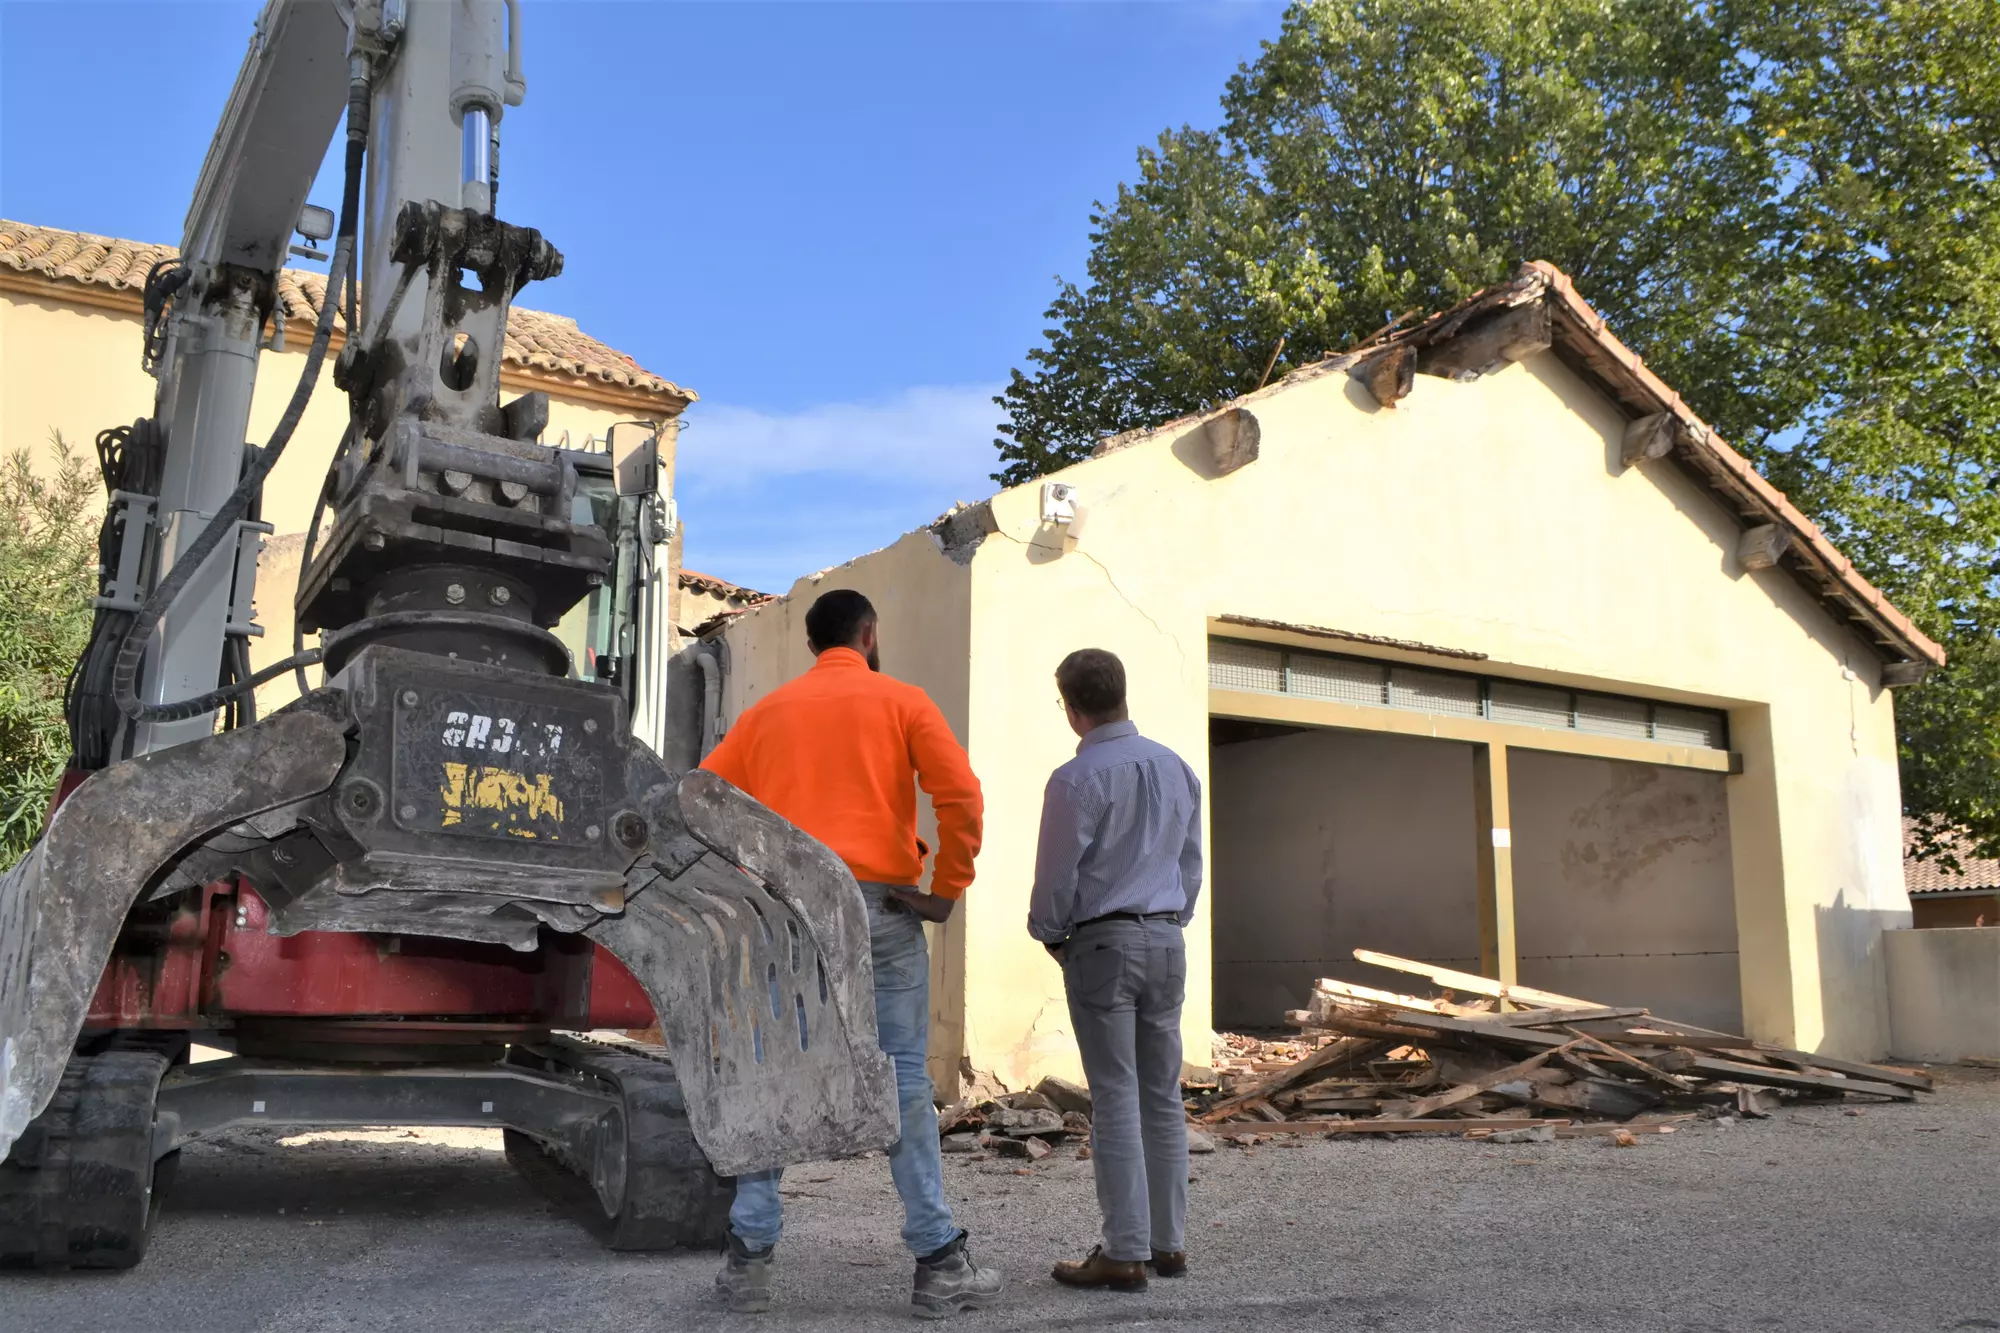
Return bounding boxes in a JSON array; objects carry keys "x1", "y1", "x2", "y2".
[
  {"x1": 502, "y1": 1035, "x2": 732, "y2": 1251},
  {"x1": 0, "y1": 1049, "x2": 175, "y2": 1270}
]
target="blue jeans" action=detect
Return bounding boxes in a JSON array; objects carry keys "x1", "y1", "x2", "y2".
[{"x1": 729, "y1": 883, "x2": 958, "y2": 1257}]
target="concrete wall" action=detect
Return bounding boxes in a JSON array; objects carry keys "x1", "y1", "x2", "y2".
[
  {"x1": 1508, "y1": 750, "x2": 1742, "y2": 1033},
  {"x1": 1885, "y1": 928, "x2": 2000, "y2": 1062},
  {"x1": 1209, "y1": 729, "x2": 1480, "y2": 1028},
  {"x1": 1, "y1": 286, "x2": 673, "y2": 718},
  {"x1": 723, "y1": 341, "x2": 1915, "y2": 1078}
]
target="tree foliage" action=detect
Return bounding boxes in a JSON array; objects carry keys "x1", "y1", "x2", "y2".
[
  {"x1": 0, "y1": 436, "x2": 97, "y2": 867},
  {"x1": 995, "y1": 0, "x2": 2000, "y2": 856},
  {"x1": 994, "y1": 0, "x2": 1768, "y2": 482}
]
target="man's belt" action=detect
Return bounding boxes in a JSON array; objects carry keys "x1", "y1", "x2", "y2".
[{"x1": 1074, "y1": 910, "x2": 1181, "y2": 929}]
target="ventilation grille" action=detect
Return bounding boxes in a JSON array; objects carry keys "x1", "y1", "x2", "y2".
[{"x1": 1208, "y1": 639, "x2": 1728, "y2": 752}]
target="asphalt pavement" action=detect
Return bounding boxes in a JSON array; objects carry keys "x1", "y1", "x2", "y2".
[{"x1": 2, "y1": 1067, "x2": 1997, "y2": 1333}]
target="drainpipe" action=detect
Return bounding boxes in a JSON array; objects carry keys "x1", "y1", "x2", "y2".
[{"x1": 693, "y1": 644, "x2": 722, "y2": 759}]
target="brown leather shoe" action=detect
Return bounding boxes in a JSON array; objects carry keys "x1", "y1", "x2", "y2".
[
  {"x1": 1149, "y1": 1250, "x2": 1187, "y2": 1278},
  {"x1": 1052, "y1": 1246, "x2": 1148, "y2": 1291}
]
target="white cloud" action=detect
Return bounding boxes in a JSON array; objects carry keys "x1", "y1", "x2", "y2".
[{"x1": 677, "y1": 384, "x2": 1003, "y2": 491}]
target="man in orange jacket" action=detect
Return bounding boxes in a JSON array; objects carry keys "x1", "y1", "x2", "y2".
[{"x1": 701, "y1": 589, "x2": 1001, "y2": 1319}]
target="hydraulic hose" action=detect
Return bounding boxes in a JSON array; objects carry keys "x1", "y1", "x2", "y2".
[{"x1": 113, "y1": 56, "x2": 372, "y2": 724}]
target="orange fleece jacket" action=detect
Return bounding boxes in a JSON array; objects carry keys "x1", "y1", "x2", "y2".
[{"x1": 700, "y1": 648, "x2": 984, "y2": 897}]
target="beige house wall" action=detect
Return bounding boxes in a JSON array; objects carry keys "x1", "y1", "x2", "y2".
[
  {"x1": 2, "y1": 284, "x2": 670, "y2": 715},
  {"x1": 722, "y1": 346, "x2": 1911, "y2": 1080}
]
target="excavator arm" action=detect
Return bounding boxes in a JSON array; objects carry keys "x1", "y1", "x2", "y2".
[{"x1": 1, "y1": 0, "x2": 894, "y2": 1191}]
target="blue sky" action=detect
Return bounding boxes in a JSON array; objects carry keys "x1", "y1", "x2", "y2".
[{"x1": 1, "y1": 0, "x2": 1286, "y2": 590}]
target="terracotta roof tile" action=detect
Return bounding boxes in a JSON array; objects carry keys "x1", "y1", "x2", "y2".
[
  {"x1": 1905, "y1": 819, "x2": 2000, "y2": 895},
  {"x1": 678, "y1": 567, "x2": 770, "y2": 602},
  {"x1": 0, "y1": 219, "x2": 694, "y2": 405}
]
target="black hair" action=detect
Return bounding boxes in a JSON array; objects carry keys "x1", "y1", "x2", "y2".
[
  {"x1": 1056, "y1": 648, "x2": 1126, "y2": 719},
  {"x1": 805, "y1": 588, "x2": 877, "y2": 652}
]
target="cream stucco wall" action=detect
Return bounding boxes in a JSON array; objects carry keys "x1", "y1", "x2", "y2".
[
  {"x1": 1, "y1": 285, "x2": 671, "y2": 716},
  {"x1": 722, "y1": 345, "x2": 1911, "y2": 1078}
]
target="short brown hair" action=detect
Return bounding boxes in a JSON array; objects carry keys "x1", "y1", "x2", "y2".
[{"x1": 1056, "y1": 648, "x2": 1126, "y2": 719}]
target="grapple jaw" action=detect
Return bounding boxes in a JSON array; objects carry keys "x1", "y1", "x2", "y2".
[
  {"x1": 0, "y1": 674, "x2": 897, "y2": 1175},
  {"x1": 0, "y1": 701, "x2": 351, "y2": 1158},
  {"x1": 588, "y1": 767, "x2": 899, "y2": 1176}
]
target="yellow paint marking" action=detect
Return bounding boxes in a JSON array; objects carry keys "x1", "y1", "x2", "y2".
[{"x1": 439, "y1": 761, "x2": 564, "y2": 834}]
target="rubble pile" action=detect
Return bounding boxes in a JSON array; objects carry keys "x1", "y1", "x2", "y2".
[
  {"x1": 1190, "y1": 949, "x2": 1934, "y2": 1143},
  {"x1": 937, "y1": 1076, "x2": 1097, "y2": 1162}
]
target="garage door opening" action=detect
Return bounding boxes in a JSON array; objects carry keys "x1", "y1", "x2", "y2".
[
  {"x1": 1209, "y1": 720, "x2": 1744, "y2": 1034},
  {"x1": 1210, "y1": 720, "x2": 1482, "y2": 1029}
]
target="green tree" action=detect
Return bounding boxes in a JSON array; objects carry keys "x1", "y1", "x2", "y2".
[
  {"x1": 995, "y1": 0, "x2": 1768, "y2": 483},
  {"x1": 1732, "y1": 0, "x2": 2000, "y2": 862},
  {"x1": 0, "y1": 435, "x2": 97, "y2": 867},
  {"x1": 996, "y1": 0, "x2": 2000, "y2": 857}
]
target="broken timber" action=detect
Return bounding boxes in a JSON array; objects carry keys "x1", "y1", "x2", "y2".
[{"x1": 1195, "y1": 955, "x2": 1935, "y2": 1142}]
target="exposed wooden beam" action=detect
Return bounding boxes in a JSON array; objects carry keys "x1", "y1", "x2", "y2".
[
  {"x1": 1737, "y1": 524, "x2": 1792, "y2": 571},
  {"x1": 1348, "y1": 344, "x2": 1416, "y2": 407},
  {"x1": 1204, "y1": 406, "x2": 1262, "y2": 476},
  {"x1": 1351, "y1": 949, "x2": 1592, "y2": 1010},
  {"x1": 1620, "y1": 412, "x2": 1678, "y2": 467},
  {"x1": 1418, "y1": 301, "x2": 1553, "y2": 381}
]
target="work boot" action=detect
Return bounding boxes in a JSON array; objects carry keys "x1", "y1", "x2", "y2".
[
  {"x1": 1149, "y1": 1250, "x2": 1188, "y2": 1278},
  {"x1": 1052, "y1": 1245, "x2": 1148, "y2": 1291},
  {"x1": 715, "y1": 1233, "x2": 775, "y2": 1313},
  {"x1": 911, "y1": 1229, "x2": 1004, "y2": 1319}
]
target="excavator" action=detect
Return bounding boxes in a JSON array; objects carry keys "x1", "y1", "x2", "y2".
[{"x1": 0, "y1": 0, "x2": 895, "y2": 1269}]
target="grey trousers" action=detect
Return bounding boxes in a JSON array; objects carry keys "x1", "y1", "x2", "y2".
[{"x1": 1062, "y1": 916, "x2": 1188, "y2": 1262}]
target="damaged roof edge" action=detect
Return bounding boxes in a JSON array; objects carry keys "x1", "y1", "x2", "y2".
[{"x1": 1078, "y1": 263, "x2": 1944, "y2": 676}]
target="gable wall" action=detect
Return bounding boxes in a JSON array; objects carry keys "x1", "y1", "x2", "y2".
[{"x1": 957, "y1": 352, "x2": 1904, "y2": 1076}]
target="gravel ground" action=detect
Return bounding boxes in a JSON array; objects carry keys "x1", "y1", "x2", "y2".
[{"x1": 2, "y1": 1067, "x2": 1997, "y2": 1333}]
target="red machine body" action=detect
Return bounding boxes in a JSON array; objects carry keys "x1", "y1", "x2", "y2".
[
  {"x1": 51, "y1": 774, "x2": 656, "y2": 1038},
  {"x1": 82, "y1": 882, "x2": 656, "y2": 1034}
]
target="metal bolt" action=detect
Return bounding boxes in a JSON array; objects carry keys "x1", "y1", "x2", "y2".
[
  {"x1": 272, "y1": 847, "x2": 294, "y2": 865},
  {"x1": 584, "y1": 718, "x2": 599, "y2": 735},
  {"x1": 612, "y1": 812, "x2": 648, "y2": 851},
  {"x1": 399, "y1": 804, "x2": 417, "y2": 821},
  {"x1": 440, "y1": 468, "x2": 473, "y2": 495},
  {"x1": 584, "y1": 824, "x2": 602, "y2": 842},
  {"x1": 445, "y1": 583, "x2": 466, "y2": 605},
  {"x1": 586, "y1": 572, "x2": 606, "y2": 587},
  {"x1": 364, "y1": 532, "x2": 387, "y2": 551},
  {"x1": 488, "y1": 585, "x2": 512, "y2": 606},
  {"x1": 497, "y1": 480, "x2": 529, "y2": 506},
  {"x1": 400, "y1": 690, "x2": 419, "y2": 706}
]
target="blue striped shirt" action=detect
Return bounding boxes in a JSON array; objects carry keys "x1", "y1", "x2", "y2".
[{"x1": 1027, "y1": 720, "x2": 1204, "y2": 944}]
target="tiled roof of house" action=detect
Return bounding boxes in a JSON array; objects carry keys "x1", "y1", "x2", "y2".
[
  {"x1": 1905, "y1": 819, "x2": 2000, "y2": 896},
  {"x1": 1086, "y1": 262, "x2": 1943, "y2": 674},
  {"x1": 0, "y1": 220, "x2": 694, "y2": 407},
  {"x1": 678, "y1": 567, "x2": 769, "y2": 603}
]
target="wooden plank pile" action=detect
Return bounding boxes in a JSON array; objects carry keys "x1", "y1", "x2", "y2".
[{"x1": 1190, "y1": 949, "x2": 1933, "y2": 1141}]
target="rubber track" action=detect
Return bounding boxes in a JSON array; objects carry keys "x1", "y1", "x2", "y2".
[
  {"x1": 503, "y1": 1036, "x2": 732, "y2": 1251},
  {"x1": 0, "y1": 1049, "x2": 172, "y2": 1270}
]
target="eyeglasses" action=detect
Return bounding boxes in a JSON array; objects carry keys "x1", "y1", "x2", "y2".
[{"x1": 1056, "y1": 697, "x2": 1069, "y2": 713}]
